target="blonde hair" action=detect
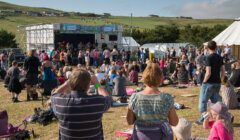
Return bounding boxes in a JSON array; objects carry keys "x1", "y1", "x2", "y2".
[
  {"x1": 69, "y1": 69, "x2": 91, "y2": 92},
  {"x1": 141, "y1": 62, "x2": 163, "y2": 87},
  {"x1": 217, "y1": 114, "x2": 234, "y2": 133}
]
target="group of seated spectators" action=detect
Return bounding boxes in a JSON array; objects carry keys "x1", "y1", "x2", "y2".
[{"x1": 1, "y1": 42, "x2": 239, "y2": 140}]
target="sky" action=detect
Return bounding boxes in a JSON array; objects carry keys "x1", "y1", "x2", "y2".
[{"x1": 0, "y1": 0, "x2": 239, "y2": 19}]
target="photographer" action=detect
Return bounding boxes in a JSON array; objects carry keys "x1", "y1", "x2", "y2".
[{"x1": 51, "y1": 68, "x2": 111, "y2": 140}]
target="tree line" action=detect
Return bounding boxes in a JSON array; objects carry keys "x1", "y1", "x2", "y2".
[
  {"x1": 0, "y1": 24, "x2": 227, "y2": 49},
  {"x1": 123, "y1": 24, "x2": 227, "y2": 47}
]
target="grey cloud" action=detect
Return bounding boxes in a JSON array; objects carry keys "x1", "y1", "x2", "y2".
[{"x1": 176, "y1": 0, "x2": 240, "y2": 19}]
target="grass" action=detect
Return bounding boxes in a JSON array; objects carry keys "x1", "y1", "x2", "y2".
[
  {"x1": 1, "y1": 81, "x2": 239, "y2": 140},
  {"x1": 0, "y1": 1, "x2": 62, "y2": 13}
]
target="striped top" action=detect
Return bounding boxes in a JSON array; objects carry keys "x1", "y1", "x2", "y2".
[{"x1": 51, "y1": 91, "x2": 111, "y2": 140}]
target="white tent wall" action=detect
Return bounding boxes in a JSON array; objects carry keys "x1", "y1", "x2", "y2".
[
  {"x1": 121, "y1": 37, "x2": 140, "y2": 51},
  {"x1": 213, "y1": 19, "x2": 240, "y2": 46},
  {"x1": 26, "y1": 24, "x2": 55, "y2": 53},
  {"x1": 140, "y1": 43, "x2": 191, "y2": 58},
  {"x1": 203, "y1": 18, "x2": 240, "y2": 59}
]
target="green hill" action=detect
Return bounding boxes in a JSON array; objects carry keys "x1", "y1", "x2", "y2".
[
  {"x1": 0, "y1": 1, "x2": 62, "y2": 13},
  {"x1": 0, "y1": 1, "x2": 234, "y2": 47}
]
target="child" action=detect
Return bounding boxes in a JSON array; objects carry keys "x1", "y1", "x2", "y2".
[
  {"x1": 203, "y1": 102, "x2": 233, "y2": 140},
  {"x1": 7, "y1": 61, "x2": 22, "y2": 102},
  {"x1": 109, "y1": 68, "x2": 118, "y2": 85},
  {"x1": 57, "y1": 70, "x2": 65, "y2": 85},
  {"x1": 220, "y1": 76, "x2": 238, "y2": 109},
  {"x1": 129, "y1": 66, "x2": 138, "y2": 85}
]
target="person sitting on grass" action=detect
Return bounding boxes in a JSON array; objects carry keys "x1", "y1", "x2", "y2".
[
  {"x1": 7, "y1": 61, "x2": 22, "y2": 103},
  {"x1": 203, "y1": 102, "x2": 233, "y2": 140},
  {"x1": 220, "y1": 76, "x2": 238, "y2": 109},
  {"x1": 129, "y1": 66, "x2": 138, "y2": 85},
  {"x1": 127, "y1": 62, "x2": 178, "y2": 140},
  {"x1": 51, "y1": 69, "x2": 111, "y2": 140},
  {"x1": 109, "y1": 68, "x2": 118, "y2": 85},
  {"x1": 112, "y1": 69, "x2": 127, "y2": 97},
  {"x1": 177, "y1": 63, "x2": 189, "y2": 84}
]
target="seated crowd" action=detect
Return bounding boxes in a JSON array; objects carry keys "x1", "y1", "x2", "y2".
[{"x1": 0, "y1": 41, "x2": 239, "y2": 140}]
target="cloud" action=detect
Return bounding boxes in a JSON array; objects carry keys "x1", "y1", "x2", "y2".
[{"x1": 176, "y1": 0, "x2": 240, "y2": 19}]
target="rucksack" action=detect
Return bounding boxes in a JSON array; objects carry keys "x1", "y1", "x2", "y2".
[{"x1": 30, "y1": 108, "x2": 56, "y2": 126}]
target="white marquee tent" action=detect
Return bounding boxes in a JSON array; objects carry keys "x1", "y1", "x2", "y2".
[
  {"x1": 121, "y1": 37, "x2": 140, "y2": 51},
  {"x1": 140, "y1": 43, "x2": 191, "y2": 58},
  {"x1": 209, "y1": 18, "x2": 240, "y2": 46}
]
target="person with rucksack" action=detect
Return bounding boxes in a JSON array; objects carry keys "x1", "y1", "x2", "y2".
[{"x1": 41, "y1": 56, "x2": 57, "y2": 96}]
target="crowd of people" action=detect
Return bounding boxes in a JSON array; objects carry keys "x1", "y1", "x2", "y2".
[{"x1": 0, "y1": 40, "x2": 239, "y2": 140}]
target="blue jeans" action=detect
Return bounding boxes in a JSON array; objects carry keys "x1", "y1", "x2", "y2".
[{"x1": 199, "y1": 83, "x2": 222, "y2": 113}]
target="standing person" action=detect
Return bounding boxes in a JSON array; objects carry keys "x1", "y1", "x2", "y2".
[
  {"x1": 8, "y1": 50, "x2": 15, "y2": 68},
  {"x1": 85, "y1": 49, "x2": 90, "y2": 66},
  {"x1": 137, "y1": 47, "x2": 141, "y2": 61},
  {"x1": 78, "y1": 50, "x2": 84, "y2": 65},
  {"x1": 0, "y1": 51, "x2": 7, "y2": 70},
  {"x1": 126, "y1": 63, "x2": 178, "y2": 139},
  {"x1": 103, "y1": 48, "x2": 110, "y2": 65},
  {"x1": 41, "y1": 56, "x2": 56, "y2": 96},
  {"x1": 7, "y1": 61, "x2": 22, "y2": 102},
  {"x1": 51, "y1": 69, "x2": 111, "y2": 140},
  {"x1": 24, "y1": 50, "x2": 41, "y2": 101},
  {"x1": 93, "y1": 49, "x2": 99, "y2": 67},
  {"x1": 196, "y1": 41, "x2": 225, "y2": 125},
  {"x1": 140, "y1": 48, "x2": 145, "y2": 62},
  {"x1": 49, "y1": 48, "x2": 55, "y2": 61}
]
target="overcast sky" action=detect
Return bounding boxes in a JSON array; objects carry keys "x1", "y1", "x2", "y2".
[{"x1": 1, "y1": 0, "x2": 239, "y2": 19}]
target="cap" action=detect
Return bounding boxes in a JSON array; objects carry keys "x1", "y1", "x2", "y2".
[{"x1": 210, "y1": 102, "x2": 229, "y2": 118}]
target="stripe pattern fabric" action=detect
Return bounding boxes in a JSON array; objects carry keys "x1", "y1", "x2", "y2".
[{"x1": 51, "y1": 91, "x2": 111, "y2": 140}]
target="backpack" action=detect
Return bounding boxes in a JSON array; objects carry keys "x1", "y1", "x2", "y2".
[{"x1": 30, "y1": 108, "x2": 56, "y2": 126}]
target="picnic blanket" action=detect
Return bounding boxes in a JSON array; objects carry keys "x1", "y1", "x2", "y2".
[{"x1": 115, "y1": 129, "x2": 133, "y2": 139}]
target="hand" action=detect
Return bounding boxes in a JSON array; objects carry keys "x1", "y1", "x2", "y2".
[{"x1": 91, "y1": 75, "x2": 99, "y2": 85}]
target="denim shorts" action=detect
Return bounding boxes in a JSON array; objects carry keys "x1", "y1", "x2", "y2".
[{"x1": 199, "y1": 83, "x2": 222, "y2": 113}]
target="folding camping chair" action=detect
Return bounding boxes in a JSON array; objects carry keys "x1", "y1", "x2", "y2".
[{"x1": 0, "y1": 110, "x2": 34, "y2": 140}]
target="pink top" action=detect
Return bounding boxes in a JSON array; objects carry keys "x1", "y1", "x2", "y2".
[
  {"x1": 159, "y1": 60, "x2": 165, "y2": 69},
  {"x1": 208, "y1": 120, "x2": 233, "y2": 140}
]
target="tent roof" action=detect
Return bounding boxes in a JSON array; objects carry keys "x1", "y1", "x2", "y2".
[
  {"x1": 121, "y1": 37, "x2": 140, "y2": 47},
  {"x1": 140, "y1": 43, "x2": 191, "y2": 53},
  {"x1": 210, "y1": 18, "x2": 240, "y2": 46}
]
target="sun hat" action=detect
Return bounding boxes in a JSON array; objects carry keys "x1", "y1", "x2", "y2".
[
  {"x1": 210, "y1": 101, "x2": 230, "y2": 119},
  {"x1": 172, "y1": 118, "x2": 192, "y2": 140}
]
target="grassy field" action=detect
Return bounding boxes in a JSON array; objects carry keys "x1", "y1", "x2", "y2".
[{"x1": 1, "y1": 81, "x2": 239, "y2": 140}]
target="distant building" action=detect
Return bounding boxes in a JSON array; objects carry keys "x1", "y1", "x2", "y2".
[{"x1": 26, "y1": 11, "x2": 43, "y2": 17}]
